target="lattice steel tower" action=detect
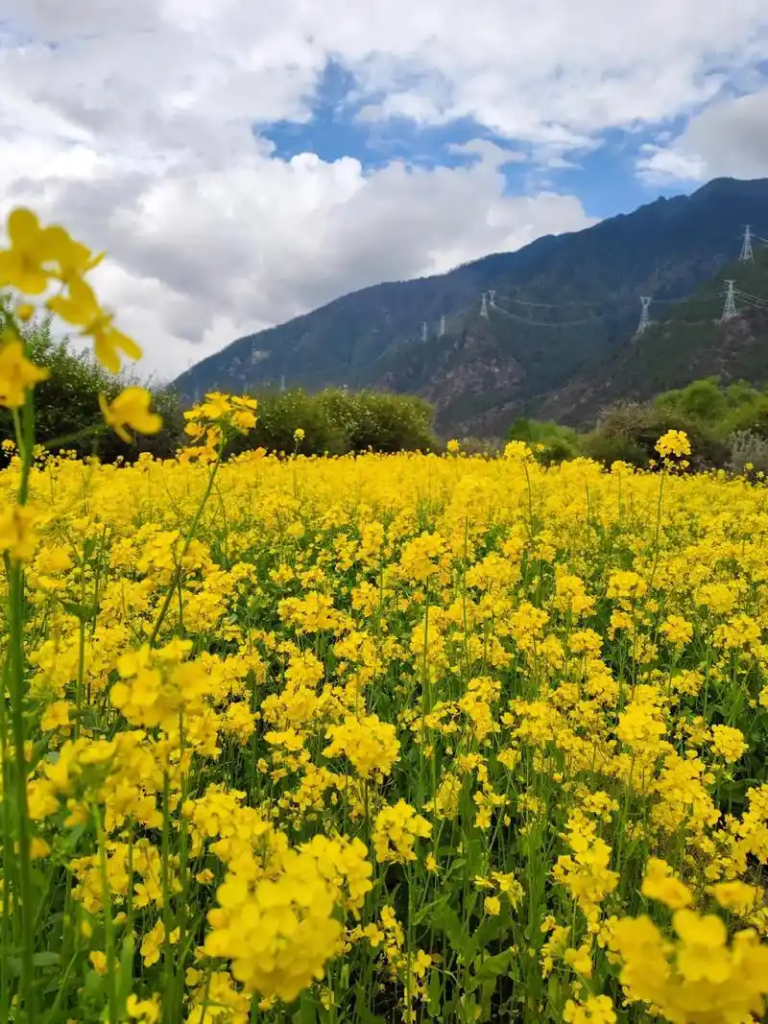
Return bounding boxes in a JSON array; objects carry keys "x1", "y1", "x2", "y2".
[
  {"x1": 721, "y1": 280, "x2": 738, "y2": 322},
  {"x1": 635, "y1": 296, "x2": 652, "y2": 335},
  {"x1": 740, "y1": 225, "x2": 755, "y2": 262}
]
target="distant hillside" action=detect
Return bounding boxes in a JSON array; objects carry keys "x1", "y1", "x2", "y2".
[
  {"x1": 539, "y1": 245, "x2": 768, "y2": 427},
  {"x1": 174, "y1": 177, "x2": 768, "y2": 435}
]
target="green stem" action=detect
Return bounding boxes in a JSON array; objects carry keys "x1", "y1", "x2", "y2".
[
  {"x1": 6, "y1": 401, "x2": 37, "y2": 1020},
  {"x1": 148, "y1": 451, "x2": 223, "y2": 646},
  {"x1": 93, "y1": 804, "x2": 119, "y2": 1024}
]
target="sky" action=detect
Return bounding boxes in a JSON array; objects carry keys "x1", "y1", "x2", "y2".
[{"x1": 1, "y1": 1, "x2": 768, "y2": 383}]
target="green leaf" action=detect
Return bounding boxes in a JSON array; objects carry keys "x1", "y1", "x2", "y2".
[
  {"x1": 32, "y1": 951, "x2": 60, "y2": 968},
  {"x1": 427, "y1": 967, "x2": 442, "y2": 1012},
  {"x1": 116, "y1": 934, "x2": 136, "y2": 1005},
  {"x1": 60, "y1": 600, "x2": 94, "y2": 623},
  {"x1": 293, "y1": 993, "x2": 317, "y2": 1024},
  {"x1": 432, "y1": 904, "x2": 467, "y2": 957},
  {"x1": 470, "y1": 949, "x2": 511, "y2": 985}
]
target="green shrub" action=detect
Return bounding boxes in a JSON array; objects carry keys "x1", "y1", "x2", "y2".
[
  {"x1": 585, "y1": 401, "x2": 729, "y2": 470},
  {"x1": 228, "y1": 388, "x2": 437, "y2": 457},
  {"x1": 322, "y1": 390, "x2": 436, "y2": 453},
  {"x1": 508, "y1": 417, "x2": 580, "y2": 465}
]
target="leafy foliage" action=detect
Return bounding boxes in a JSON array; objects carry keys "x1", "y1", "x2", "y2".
[
  {"x1": 582, "y1": 401, "x2": 729, "y2": 470},
  {"x1": 0, "y1": 305, "x2": 184, "y2": 462},
  {"x1": 507, "y1": 417, "x2": 580, "y2": 465},
  {"x1": 226, "y1": 387, "x2": 438, "y2": 457}
]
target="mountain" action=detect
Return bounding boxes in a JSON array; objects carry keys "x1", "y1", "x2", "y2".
[
  {"x1": 538, "y1": 245, "x2": 768, "y2": 427},
  {"x1": 173, "y1": 177, "x2": 768, "y2": 435}
]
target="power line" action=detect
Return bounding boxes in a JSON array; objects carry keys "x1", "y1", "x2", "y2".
[
  {"x1": 734, "y1": 288, "x2": 768, "y2": 306},
  {"x1": 492, "y1": 293, "x2": 608, "y2": 309},
  {"x1": 490, "y1": 301, "x2": 608, "y2": 327}
]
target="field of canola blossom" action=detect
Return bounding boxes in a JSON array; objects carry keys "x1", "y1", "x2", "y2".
[
  {"x1": 1, "y1": 432, "x2": 768, "y2": 1024},
  {"x1": 2, "y1": 210, "x2": 768, "y2": 1024}
]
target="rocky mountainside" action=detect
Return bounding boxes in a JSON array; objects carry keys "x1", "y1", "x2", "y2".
[
  {"x1": 174, "y1": 177, "x2": 768, "y2": 435},
  {"x1": 539, "y1": 246, "x2": 768, "y2": 427}
]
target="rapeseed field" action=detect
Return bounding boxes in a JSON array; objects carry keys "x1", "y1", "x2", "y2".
[{"x1": 2, "y1": 210, "x2": 768, "y2": 1024}]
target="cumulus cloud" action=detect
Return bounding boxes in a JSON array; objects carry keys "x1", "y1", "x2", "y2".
[
  {"x1": 1, "y1": 0, "x2": 767, "y2": 378},
  {"x1": 637, "y1": 89, "x2": 768, "y2": 184}
]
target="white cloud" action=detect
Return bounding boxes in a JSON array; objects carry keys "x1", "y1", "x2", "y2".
[
  {"x1": 1, "y1": 0, "x2": 767, "y2": 379},
  {"x1": 636, "y1": 89, "x2": 768, "y2": 184}
]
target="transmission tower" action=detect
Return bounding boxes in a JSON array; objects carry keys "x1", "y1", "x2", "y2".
[
  {"x1": 421, "y1": 321, "x2": 428, "y2": 342},
  {"x1": 720, "y1": 280, "x2": 738, "y2": 322},
  {"x1": 480, "y1": 292, "x2": 489, "y2": 319},
  {"x1": 740, "y1": 225, "x2": 755, "y2": 263},
  {"x1": 439, "y1": 315, "x2": 445, "y2": 337},
  {"x1": 488, "y1": 289, "x2": 496, "y2": 307},
  {"x1": 635, "y1": 296, "x2": 652, "y2": 335},
  {"x1": 280, "y1": 374, "x2": 286, "y2": 393}
]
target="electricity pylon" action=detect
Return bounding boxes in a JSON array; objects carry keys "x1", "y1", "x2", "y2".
[
  {"x1": 740, "y1": 225, "x2": 754, "y2": 262},
  {"x1": 635, "y1": 296, "x2": 652, "y2": 335},
  {"x1": 720, "y1": 280, "x2": 738, "y2": 322}
]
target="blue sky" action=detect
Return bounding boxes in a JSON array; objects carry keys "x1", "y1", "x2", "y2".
[
  {"x1": 1, "y1": 0, "x2": 767, "y2": 378},
  {"x1": 263, "y1": 62, "x2": 691, "y2": 221}
]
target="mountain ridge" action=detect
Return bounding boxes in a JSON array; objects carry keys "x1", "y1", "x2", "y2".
[{"x1": 174, "y1": 176, "x2": 768, "y2": 435}]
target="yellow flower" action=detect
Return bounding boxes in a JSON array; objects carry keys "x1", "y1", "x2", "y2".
[
  {"x1": 48, "y1": 277, "x2": 142, "y2": 372},
  {"x1": 0, "y1": 337, "x2": 49, "y2": 408},
  {"x1": 641, "y1": 858, "x2": 693, "y2": 910},
  {"x1": 711, "y1": 881, "x2": 759, "y2": 915},
  {"x1": 294, "y1": 427, "x2": 306, "y2": 442},
  {"x1": 711, "y1": 724, "x2": 746, "y2": 763},
  {"x1": 126, "y1": 995, "x2": 161, "y2": 1023},
  {"x1": 0, "y1": 209, "x2": 58, "y2": 294},
  {"x1": 563, "y1": 995, "x2": 616, "y2": 1024},
  {"x1": 99, "y1": 387, "x2": 162, "y2": 443},
  {"x1": 373, "y1": 800, "x2": 432, "y2": 864},
  {"x1": 41, "y1": 700, "x2": 71, "y2": 733},
  {"x1": 0, "y1": 504, "x2": 39, "y2": 562},
  {"x1": 89, "y1": 950, "x2": 108, "y2": 975},
  {"x1": 484, "y1": 895, "x2": 501, "y2": 916},
  {"x1": 446, "y1": 439, "x2": 460, "y2": 454},
  {"x1": 655, "y1": 429, "x2": 691, "y2": 459}
]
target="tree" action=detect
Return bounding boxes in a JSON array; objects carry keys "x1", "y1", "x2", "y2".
[{"x1": 0, "y1": 306, "x2": 184, "y2": 462}]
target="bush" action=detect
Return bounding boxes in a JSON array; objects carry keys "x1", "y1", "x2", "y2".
[
  {"x1": 508, "y1": 417, "x2": 581, "y2": 465},
  {"x1": 227, "y1": 388, "x2": 438, "y2": 457},
  {"x1": 579, "y1": 429, "x2": 647, "y2": 468},
  {"x1": 319, "y1": 390, "x2": 436, "y2": 454},
  {"x1": 728, "y1": 430, "x2": 768, "y2": 477},
  {"x1": 227, "y1": 389, "x2": 350, "y2": 457},
  {"x1": 653, "y1": 377, "x2": 728, "y2": 425},
  {"x1": 584, "y1": 401, "x2": 729, "y2": 470}
]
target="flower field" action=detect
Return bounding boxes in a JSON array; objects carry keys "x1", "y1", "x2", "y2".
[
  {"x1": 1, "y1": 433, "x2": 768, "y2": 1024},
  {"x1": 3, "y1": 210, "x2": 768, "y2": 1024}
]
